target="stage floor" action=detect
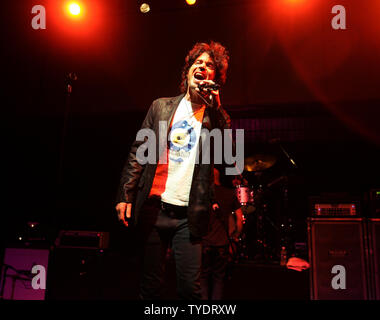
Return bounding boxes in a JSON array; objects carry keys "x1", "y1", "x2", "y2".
[{"x1": 45, "y1": 250, "x2": 310, "y2": 300}]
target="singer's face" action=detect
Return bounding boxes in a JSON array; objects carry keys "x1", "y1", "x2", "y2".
[{"x1": 187, "y1": 52, "x2": 216, "y2": 92}]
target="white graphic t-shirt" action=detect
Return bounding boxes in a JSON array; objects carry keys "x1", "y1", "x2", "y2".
[{"x1": 149, "y1": 97, "x2": 206, "y2": 206}]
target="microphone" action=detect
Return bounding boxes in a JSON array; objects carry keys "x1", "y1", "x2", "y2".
[{"x1": 198, "y1": 82, "x2": 220, "y2": 92}]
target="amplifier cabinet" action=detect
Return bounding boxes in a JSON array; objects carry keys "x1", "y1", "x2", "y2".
[
  {"x1": 0, "y1": 248, "x2": 49, "y2": 300},
  {"x1": 307, "y1": 218, "x2": 370, "y2": 300},
  {"x1": 367, "y1": 218, "x2": 380, "y2": 299},
  {"x1": 369, "y1": 189, "x2": 380, "y2": 217}
]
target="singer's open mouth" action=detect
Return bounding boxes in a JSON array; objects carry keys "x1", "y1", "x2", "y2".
[{"x1": 194, "y1": 72, "x2": 206, "y2": 81}]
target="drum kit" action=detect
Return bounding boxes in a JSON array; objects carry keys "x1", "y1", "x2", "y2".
[{"x1": 228, "y1": 152, "x2": 297, "y2": 265}]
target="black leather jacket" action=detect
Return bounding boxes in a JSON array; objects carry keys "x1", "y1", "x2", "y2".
[{"x1": 116, "y1": 93, "x2": 232, "y2": 238}]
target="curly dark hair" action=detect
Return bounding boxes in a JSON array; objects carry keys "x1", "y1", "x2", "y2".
[{"x1": 180, "y1": 41, "x2": 230, "y2": 93}]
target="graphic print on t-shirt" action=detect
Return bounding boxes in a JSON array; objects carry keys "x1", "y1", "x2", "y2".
[{"x1": 169, "y1": 119, "x2": 196, "y2": 163}]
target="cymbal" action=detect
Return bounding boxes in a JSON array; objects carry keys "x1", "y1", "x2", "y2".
[{"x1": 244, "y1": 154, "x2": 276, "y2": 172}]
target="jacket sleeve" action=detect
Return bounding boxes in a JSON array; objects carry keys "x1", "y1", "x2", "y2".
[
  {"x1": 208, "y1": 105, "x2": 233, "y2": 205},
  {"x1": 211, "y1": 105, "x2": 243, "y2": 181},
  {"x1": 116, "y1": 100, "x2": 156, "y2": 204},
  {"x1": 212, "y1": 105, "x2": 231, "y2": 131}
]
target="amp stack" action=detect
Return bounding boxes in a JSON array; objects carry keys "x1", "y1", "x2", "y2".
[{"x1": 307, "y1": 191, "x2": 380, "y2": 300}]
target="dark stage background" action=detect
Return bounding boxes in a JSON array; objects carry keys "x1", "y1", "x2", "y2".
[{"x1": 1, "y1": 0, "x2": 380, "y2": 299}]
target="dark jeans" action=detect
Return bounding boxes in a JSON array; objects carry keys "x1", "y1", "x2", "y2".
[
  {"x1": 137, "y1": 199, "x2": 202, "y2": 300},
  {"x1": 200, "y1": 245, "x2": 229, "y2": 300}
]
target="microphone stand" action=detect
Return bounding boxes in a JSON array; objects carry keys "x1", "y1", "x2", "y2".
[
  {"x1": 55, "y1": 72, "x2": 77, "y2": 232},
  {"x1": 278, "y1": 142, "x2": 298, "y2": 170},
  {"x1": 0, "y1": 264, "x2": 33, "y2": 300},
  {"x1": 276, "y1": 141, "x2": 298, "y2": 261},
  {"x1": 57, "y1": 72, "x2": 77, "y2": 187}
]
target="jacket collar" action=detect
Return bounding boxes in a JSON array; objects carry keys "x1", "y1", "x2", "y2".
[
  {"x1": 166, "y1": 93, "x2": 185, "y2": 127},
  {"x1": 165, "y1": 93, "x2": 213, "y2": 129}
]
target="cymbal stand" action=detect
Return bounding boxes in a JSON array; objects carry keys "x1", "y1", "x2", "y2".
[{"x1": 252, "y1": 184, "x2": 273, "y2": 262}]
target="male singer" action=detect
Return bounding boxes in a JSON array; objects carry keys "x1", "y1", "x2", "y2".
[{"x1": 116, "y1": 41, "x2": 233, "y2": 299}]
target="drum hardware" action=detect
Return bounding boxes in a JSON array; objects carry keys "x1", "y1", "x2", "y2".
[
  {"x1": 267, "y1": 175, "x2": 288, "y2": 189},
  {"x1": 229, "y1": 146, "x2": 300, "y2": 265},
  {"x1": 228, "y1": 210, "x2": 250, "y2": 263},
  {"x1": 232, "y1": 178, "x2": 286, "y2": 264},
  {"x1": 269, "y1": 138, "x2": 297, "y2": 170},
  {"x1": 263, "y1": 138, "x2": 298, "y2": 261},
  {"x1": 229, "y1": 184, "x2": 279, "y2": 263},
  {"x1": 241, "y1": 204, "x2": 256, "y2": 216},
  {"x1": 251, "y1": 192, "x2": 279, "y2": 263}
]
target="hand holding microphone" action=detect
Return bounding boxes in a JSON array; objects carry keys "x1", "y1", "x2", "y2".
[
  {"x1": 196, "y1": 80, "x2": 221, "y2": 108},
  {"x1": 198, "y1": 82, "x2": 220, "y2": 92}
]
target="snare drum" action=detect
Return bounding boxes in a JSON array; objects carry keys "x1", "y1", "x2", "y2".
[{"x1": 235, "y1": 185, "x2": 254, "y2": 205}]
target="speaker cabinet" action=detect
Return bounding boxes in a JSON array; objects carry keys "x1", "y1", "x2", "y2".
[
  {"x1": 368, "y1": 218, "x2": 380, "y2": 299},
  {"x1": 307, "y1": 218, "x2": 370, "y2": 300},
  {"x1": 0, "y1": 247, "x2": 49, "y2": 300},
  {"x1": 369, "y1": 189, "x2": 380, "y2": 217},
  {"x1": 46, "y1": 248, "x2": 106, "y2": 300}
]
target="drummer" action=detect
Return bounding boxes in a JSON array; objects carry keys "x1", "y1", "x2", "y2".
[
  {"x1": 201, "y1": 167, "x2": 244, "y2": 300},
  {"x1": 232, "y1": 176, "x2": 248, "y2": 188}
]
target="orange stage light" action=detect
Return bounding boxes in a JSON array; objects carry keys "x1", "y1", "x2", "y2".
[
  {"x1": 140, "y1": 3, "x2": 150, "y2": 13},
  {"x1": 186, "y1": 0, "x2": 196, "y2": 6},
  {"x1": 282, "y1": 0, "x2": 305, "y2": 4},
  {"x1": 65, "y1": 2, "x2": 85, "y2": 19},
  {"x1": 68, "y1": 3, "x2": 81, "y2": 16}
]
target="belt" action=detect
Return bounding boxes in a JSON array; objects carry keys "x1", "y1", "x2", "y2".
[
  {"x1": 145, "y1": 197, "x2": 188, "y2": 218},
  {"x1": 161, "y1": 202, "x2": 188, "y2": 219}
]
